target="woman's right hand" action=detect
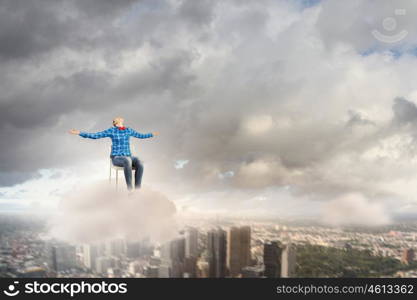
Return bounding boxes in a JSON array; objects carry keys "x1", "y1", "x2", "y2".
[{"x1": 69, "y1": 129, "x2": 80, "y2": 135}]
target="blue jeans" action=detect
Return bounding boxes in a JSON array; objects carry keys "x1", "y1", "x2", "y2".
[{"x1": 111, "y1": 156, "x2": 144, "y2": 190}]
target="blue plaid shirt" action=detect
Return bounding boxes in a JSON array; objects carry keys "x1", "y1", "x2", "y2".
[{"x1": 79, "y1": 126, "x2": 153, "y2": 157}]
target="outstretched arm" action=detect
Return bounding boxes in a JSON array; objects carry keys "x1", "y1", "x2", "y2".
[
  {"x1": 129, "y1": 128, "x2": 159, "y2": 139},
  {"x1": 69, "y1": 128, "x2": 111, "y2": 139}
]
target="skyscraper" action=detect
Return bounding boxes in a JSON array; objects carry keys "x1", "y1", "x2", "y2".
[
  {"x1": 160, "y1": 237, "x2": 186, "y2": 277},
  {"x1": 239, "y1": 226, "x2": 251, "y2": 268},
  {"x1": 401, "y1": 248, "x2": 415, "y2": 265},
  {"x1": 227, "y1": 226, "x2": 251, "y2": 277},
  {"x1": 158, "y1": 264, "x2": 170, "y2": 278},
  {"x1": 171, "y1": 237, "x2": 186, "y2": 263},
  {"x1": 105, "y1": 238, "x2": 126, "y2": 257},
  {"x1": 170, "y1": 237, "x2": 186, "y2": 277},
  {"x1": 144, "y1": 265, "x2": 159, "y2": 278},
  {"x1": 184, "y1": 256, "x2": 198, "y2": 278},
  {"x1": 82, "y1": 244, "x2": 99, "y2": 271},
  {"x1": 185, "y1": 227, "x2": 199, "y2": 258},
  {"x1": 281, "y1": 243, "x2": 296, "y2": 277},
  {"x1": 263, "y1": 241, "x2": 283, "y2": 278},
  {"x1": 207, "y1": 228, "x2": 227, "y2": 278},
  {"x1": 227, "y1": 227, "x2": 240, "y2": 277},
  {"x1": 51, "y1": 245, "x2": 77, "y2": 272},
  {"x1": 95, "y1": 256, "x2": 115, "y2": 275},
  {"x1": 126, "y1": 241, "x2": 141, "y2": 259}
]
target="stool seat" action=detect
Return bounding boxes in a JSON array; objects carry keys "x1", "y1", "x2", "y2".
[{"x1": 109, "y1": 155, "x2": 144, "y2": 190}]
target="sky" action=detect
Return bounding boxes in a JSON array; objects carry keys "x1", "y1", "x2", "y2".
[{"x1": 2, "y1": 0, "x2": 417, "y2": 224}]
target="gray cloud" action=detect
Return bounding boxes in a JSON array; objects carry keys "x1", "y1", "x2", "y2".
[
  {"x1": 392, "y1": 97, "x2": 417, "y2": 125},
  {"x1": 0, "y1": 171, "x2": 41, "y2": 187},
  {"x1": 178, "y1": 0, "x2": 217, "y2": 27},
  {"x1": 346, "y1": 110, "x2": 376, "y2": 128},
  {"x1": 0, "y1": 0, "x2": 140, "y2": 61}
]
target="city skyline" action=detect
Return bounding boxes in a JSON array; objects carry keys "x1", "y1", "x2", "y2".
[{"x1": 1, "y1": 213, "x2": 416, "y2": 278}]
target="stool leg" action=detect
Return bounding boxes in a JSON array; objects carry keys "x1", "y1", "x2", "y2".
[{"x1": 116, "y1": 170, "x2": 118, "y2": 191}]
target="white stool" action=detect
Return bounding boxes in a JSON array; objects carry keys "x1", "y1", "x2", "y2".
[{"x1": 109, "y1": 157, "x2": 132, "y2": 190}]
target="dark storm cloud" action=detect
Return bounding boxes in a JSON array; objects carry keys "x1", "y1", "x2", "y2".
[
  {"x1": 0, "y1": 0, "x2": 68, "y2": 60},
  {"x1": 390, "y1": 97, "x2": 417, "y2": 148},
  {"x1": 0, "y1": 70, "x2": 112, "y2": 129},
  {"x1": 74, "y1": 0, "x2": 137, "y2": 18},
  {"x1": 0, "y1": 0, "x2": 144, "y2": 62},
  {"x1": 178, "y1": 0, "x2": 217, "y2": 27},
  {"x1": 392, "y1": 97, "x2": 417, "y2": 126}
]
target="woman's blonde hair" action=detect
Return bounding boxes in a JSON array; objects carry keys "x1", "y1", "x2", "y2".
[{"x1": 112, "y1": 117, "x2": 124, "y2": 126}]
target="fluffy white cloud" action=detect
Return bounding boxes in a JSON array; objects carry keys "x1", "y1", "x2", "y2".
[
  {"x1": 49, "y1": 182, "x2": 177, "y2": 244},
  {"x1": 322, "y1": 193, "x2": 391, "y2": 226}
]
